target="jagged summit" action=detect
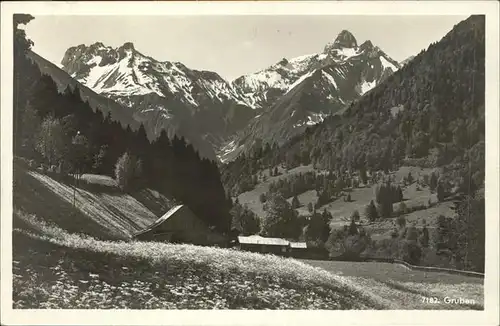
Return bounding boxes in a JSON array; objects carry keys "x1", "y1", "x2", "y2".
[
  {"x1": 359, "y1": 40, "x2": 374, "y2": 51},
  {"x1": 120, "y1": 42, "x2": 135, "y2": 50},
  {"x1": 89, "y1": 42, "x2": 105, "y2": 48},
  {"x1": 328, "y1": 30, "x2": 358, "y2": 50}
]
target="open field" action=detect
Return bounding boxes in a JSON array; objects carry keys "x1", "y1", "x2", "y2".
[
  {"x1": 236, "y1": 164, "x2": 322, "y2": 217},
  {"x1": 301, "y1": 259, "x2": 483, "y2": 310}
]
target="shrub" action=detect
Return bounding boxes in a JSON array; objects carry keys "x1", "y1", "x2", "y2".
[
  {"x1": 231, "y1": 203, "x2": 260, "y2": 236},
  {"x1": 422, "y1": 174, "x2": 430, "y2": 187},
  {"x1": 325, "y1": 224, "x2": 371, "y2": 260},
  {"x1": 398, "y1": 202, "x2": 407, "y2": 215},
  {"x1": 405, "y1": 226, "x2": 419, "y2": 241},
  {"x1": 437, "y1": 183, "x2": 445, "y2": 202},
  {"x1": 400, "y1": 240, "x2": 422, "y2": 265},
  {"x1": 350, "y1": 210, "x2": 360, "y2": 222},
  {"x1": 419, "y1": 226, "x2": 430, "y2": 248},
  {"x1": 115, "y1": 152, "x2": 142, "y2": 191},
  {"x1": 430, "y1": 172, "x2": 438, "y2": 192},
  {"x1": 396, "y1": 215, "x2": 406, "y2": 229},
  {"x1": 407, "y1": 172, "x2": 414, "y2": 185},
  {"x1": 307, "y1": 202, "x2": 313, "y2": 213},
  {"x1": 365, "y1": 200, "x2": 378, "y2": 222}
]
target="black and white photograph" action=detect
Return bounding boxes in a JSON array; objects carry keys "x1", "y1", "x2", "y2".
[{"x1": 1, "y1": 1, "x2": 499, "y2": 325}]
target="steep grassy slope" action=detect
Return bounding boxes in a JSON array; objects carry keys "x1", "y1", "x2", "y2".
[
  {"x1": 13, "y1": 163, "x2": 175, "y2": 240},
  {"x1": 235, "y1": 164, "x2": 323, "y2": 217}
]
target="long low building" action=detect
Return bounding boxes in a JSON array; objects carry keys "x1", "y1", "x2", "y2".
[{"x1": 236, "y1": 235, "x2": 308, "y2": 257}]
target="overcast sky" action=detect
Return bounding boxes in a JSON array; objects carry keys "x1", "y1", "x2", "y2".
[{"x1": 25, "y1": 15, "x2": 468, "y2": 81}]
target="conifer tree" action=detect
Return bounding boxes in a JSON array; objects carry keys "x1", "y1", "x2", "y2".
[{"x1": 365, "y1": 200, "x2": 378, "y2": 222}]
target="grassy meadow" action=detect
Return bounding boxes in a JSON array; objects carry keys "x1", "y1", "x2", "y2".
[
  {"x1": 12, "y1": 211, "x2": 483, "y2": 310},
  {"x1": 13, "y1": 211, "x2": 387, "y2": 310}
]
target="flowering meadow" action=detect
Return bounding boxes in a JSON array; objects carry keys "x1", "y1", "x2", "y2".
[
  {"x1": 13, "y1": 212, "x2": 386, "y2": 310},
  {"x1": 12, "y1": 211, "x2": 483, "y2": 310}
]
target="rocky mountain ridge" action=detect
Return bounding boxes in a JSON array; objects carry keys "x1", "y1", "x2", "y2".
[{"x1": 60, "y1": 30, "x2": 400, "y2": 162}]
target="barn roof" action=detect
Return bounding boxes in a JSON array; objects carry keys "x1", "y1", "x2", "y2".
[
  {"x1": 237, "y1": 235, "x2": 289, "y2": 246},
  {"x1": 134, "y1": 205, "x2": 184, "y2": 236}
]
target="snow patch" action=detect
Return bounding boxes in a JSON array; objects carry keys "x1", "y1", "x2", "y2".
[
  {"x1": 88, "y1": 55, "x2": 103, "y2": 66},
  {"x1": 285, "y1": 70, "x2": 315, "y2": 94},
  {"x1": 360, "y1": 80, "x2": 376, "y2": 94},
  {"x1": 336, "y1": 47, "x2": 359, "y2": 59},
  {"x1": 217, "y1": 140, "x2": 245, "y2": 163},
  {"x1": 292, "y1": 112, "x2": 327, "y2": 128},
  {"x1": 380, "y1": 56, "x2": 398, "y2": 72},
  {"x1": 317, "y1": 53, "x2": 328, "y2": 61},
  {"x1": 321, "y1": 70, "x2": 338, "y2": 89}
]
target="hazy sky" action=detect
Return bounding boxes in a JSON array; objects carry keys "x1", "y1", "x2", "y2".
[{"x1": 25, "y1": 15, "x2": 468, "y2": 81}]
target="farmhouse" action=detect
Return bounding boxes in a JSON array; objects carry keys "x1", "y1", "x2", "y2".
[
  {"x1": 236, "y1": 235, "x2": 308, "y2": 257},
  {"x1": 133, "y1": 205, "x2": 225, "y2": 246}
]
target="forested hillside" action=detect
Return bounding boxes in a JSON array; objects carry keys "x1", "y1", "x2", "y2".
[
  {"x1": 221, "y1": 15, "x2": 485, "y2": 273},
  {"x1": 13, "y1": 15, "x2": 232, "y2": 233},
  {"x1": 222, "y1": 15, "x2": 485, "y2": 197}
]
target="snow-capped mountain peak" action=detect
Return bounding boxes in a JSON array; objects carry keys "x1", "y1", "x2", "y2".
[
  {"x1": 61, "y1": 42, "x2": 255, "y2": 108},
  {"x1": 61, "y1": 42, "x2": 260, "y2": 160},
  {"x1": 60, "y1": 29, "x2": 403, "y2": 163},
  {"x1": 231, "y1": 30, "x2": 400, "y2": 111},
  {"x1": 222, "y1": 30, "x2": 403, "y2": 161}
]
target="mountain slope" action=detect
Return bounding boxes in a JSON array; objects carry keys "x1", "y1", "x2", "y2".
[
  {"x1": 27, "y1": 51, "x2": 137, "y2": 129},
  {"x1": 222, "y1": 31, "x2": 400, "y2": 161},
  {"x1": 29, "y1": 50, "x2": 220, "y2": 159},
  {"x1": 278, "y1": 14, "x2": 485, "y2": 174},
  {"x1": 232, "y1": 30, "x2": 399, "y2": 111},
  {"x1": 400, "y1": 55, "x2": 416, "y2": 66},
  {"x1": 60, "y1": 43, "x2": 257, "y2": 159},
  {"x1": 223, "y1": 15, "x2": 485, "y2": 198}
]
